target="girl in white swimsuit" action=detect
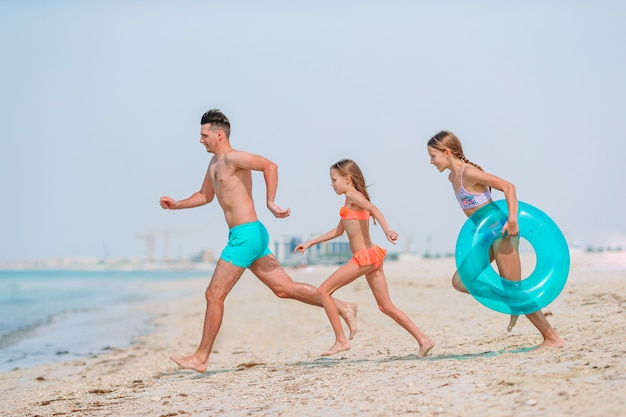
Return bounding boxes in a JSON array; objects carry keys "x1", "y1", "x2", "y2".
[{"x1": 427, "y1": 130, "x2": 563, "y2": 350}]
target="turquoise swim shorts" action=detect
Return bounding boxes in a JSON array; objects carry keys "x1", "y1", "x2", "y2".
[{"x1": 220, "y1": 220, "x2": 272, "y2": 268}]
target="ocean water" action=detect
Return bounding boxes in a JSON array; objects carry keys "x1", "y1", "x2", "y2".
[{"x1": 0, "y1": 268, "x2": 210, "y2": 373}]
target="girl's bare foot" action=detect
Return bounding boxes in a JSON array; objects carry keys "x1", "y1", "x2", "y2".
[
  {"x1": 507, "y1": 315, "x2": 519, "y2": 332},
  {"x1": 170, "y1": 354, "x2": 208, "y2": 372},
  {"x1": 532, "y1": 336, "x2": 564, "y2": 351},
  {"x1": 321, "y1": 341, "x2": 351, "y2": 356},
  {"x1": 418, "y1": 339, "x2": 436, "y2": 357}
]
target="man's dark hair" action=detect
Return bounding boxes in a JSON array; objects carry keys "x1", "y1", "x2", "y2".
[{"x1": 201, "y1": 109, "x2": 231, "y2": 138}]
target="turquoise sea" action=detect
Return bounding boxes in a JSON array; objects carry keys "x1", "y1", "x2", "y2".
[{"x1": 0, "y1": 269, "x2": 210, "y2": 372}]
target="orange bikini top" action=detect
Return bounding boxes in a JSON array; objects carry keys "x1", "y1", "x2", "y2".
[{"x1": 340, "y1": 206, "x2": 370, "y2": 221}]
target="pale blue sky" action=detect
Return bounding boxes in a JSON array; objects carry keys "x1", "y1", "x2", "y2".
[{"x1": 1, "y1": 1, "x2": 624, "y2": 262}]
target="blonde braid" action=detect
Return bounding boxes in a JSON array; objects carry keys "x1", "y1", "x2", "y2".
[{"x1": 461, "y1": 155, "x2": 484, "y2": 172}]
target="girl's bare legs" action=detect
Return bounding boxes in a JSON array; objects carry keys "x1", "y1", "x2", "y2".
[
  {"x1": 366, "y1": 266, "x2": 435, "y2": 357},
  {"x1": 317, "y1": 263, "x2": 369, "y2": 356},
  {"x1": 451, "y1": 271, "x2": 469, "y2": 293},
  {"x1": 491, "y1": 238, "x2": 520, "y2": 331},
  {"x1": 451, "y1": 242, "x2": 518, "y2": 331},
  {"x1": 493, "y1": 237, "x2": 563, "y2": 349}
]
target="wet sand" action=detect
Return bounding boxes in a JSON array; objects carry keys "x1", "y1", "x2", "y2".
[{"x1": 1, "y1": 251, "x2": 624, "y2": 417}]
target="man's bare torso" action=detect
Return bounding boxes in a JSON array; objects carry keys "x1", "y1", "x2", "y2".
[{"x1": 209, "y1": 152, "x2": 258, "y2": 228}]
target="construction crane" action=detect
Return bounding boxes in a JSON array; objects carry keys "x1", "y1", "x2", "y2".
[
  {"x1": 137, "y1": 228, "x2": 195, "y2": 261},
  {"x1": 135, "y1": 232, "x2": 156, "y2": 262}
]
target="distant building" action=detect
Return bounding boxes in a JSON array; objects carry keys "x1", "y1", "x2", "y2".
[
  {"x1": 269, "y1": 234, "x2": 351, "y2": 266},
  {"x1": 190, "y1": 249, "x2": 215, "y2": 264}
]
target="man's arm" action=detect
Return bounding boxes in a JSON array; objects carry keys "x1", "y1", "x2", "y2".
[
  {"x1": 227, "y1": 150, "x2": 291, "y2": 218},
  {"x1": 160, "y1": 166, "x2": 215, "y2": 210}
]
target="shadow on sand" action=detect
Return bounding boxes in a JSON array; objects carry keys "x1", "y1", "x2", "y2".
[{"x1": 174, "y1": 346, "x2": 536, "y2": 377}]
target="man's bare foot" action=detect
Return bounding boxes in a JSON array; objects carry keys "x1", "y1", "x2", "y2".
[
  {"x1": 321, "y1": 341, "x2": 351, "y2": 356},
  {"x1": 418, "y1": 339, "x2": 435, "y2": 357},
  {"x1": 340, "y1": 302, "x2": 358, "y2": 340},
  {"x1": 170, "y1": 354, "x2": 208, "y2": 372},
  {"x1": 532, "y1": 337, "x2": 564, "y2": 351},
  {"x1": 507, "y1": 315, "x2": 519, "y2": 332}
]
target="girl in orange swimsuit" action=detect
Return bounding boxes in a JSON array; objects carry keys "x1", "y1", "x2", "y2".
[{"x1": 294, "y1": 159, "x2": 435, "y2": 357}]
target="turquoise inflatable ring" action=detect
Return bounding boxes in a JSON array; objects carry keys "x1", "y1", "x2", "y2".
[{"x1": 455, "y1": 200, "x2": 569, "y2": 315}]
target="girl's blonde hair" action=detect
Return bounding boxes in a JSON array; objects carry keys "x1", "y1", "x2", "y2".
[
  {"x1": 427, "y1": 131, "x2": 484, "y2": 171},
  {"x1": 331, "y1": 159, "x2": 371, "y2": 201}
]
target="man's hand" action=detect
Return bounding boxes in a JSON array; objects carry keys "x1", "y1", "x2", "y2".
[
  {"x1": 267, "y1": 202, "x2": 291, "y2": 218},
  {"x1": 160, "y1": 196, "x2": 177, "y2": 210}
]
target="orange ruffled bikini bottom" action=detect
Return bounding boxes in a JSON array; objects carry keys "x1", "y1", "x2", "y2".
[{"x1": 349, "y1": 245, "x2": 387, "y2": 269}]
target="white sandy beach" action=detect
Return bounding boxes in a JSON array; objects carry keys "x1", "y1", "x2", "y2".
[{"x1": 1, "y1": 251, "x2": 624, "y2": 417}]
